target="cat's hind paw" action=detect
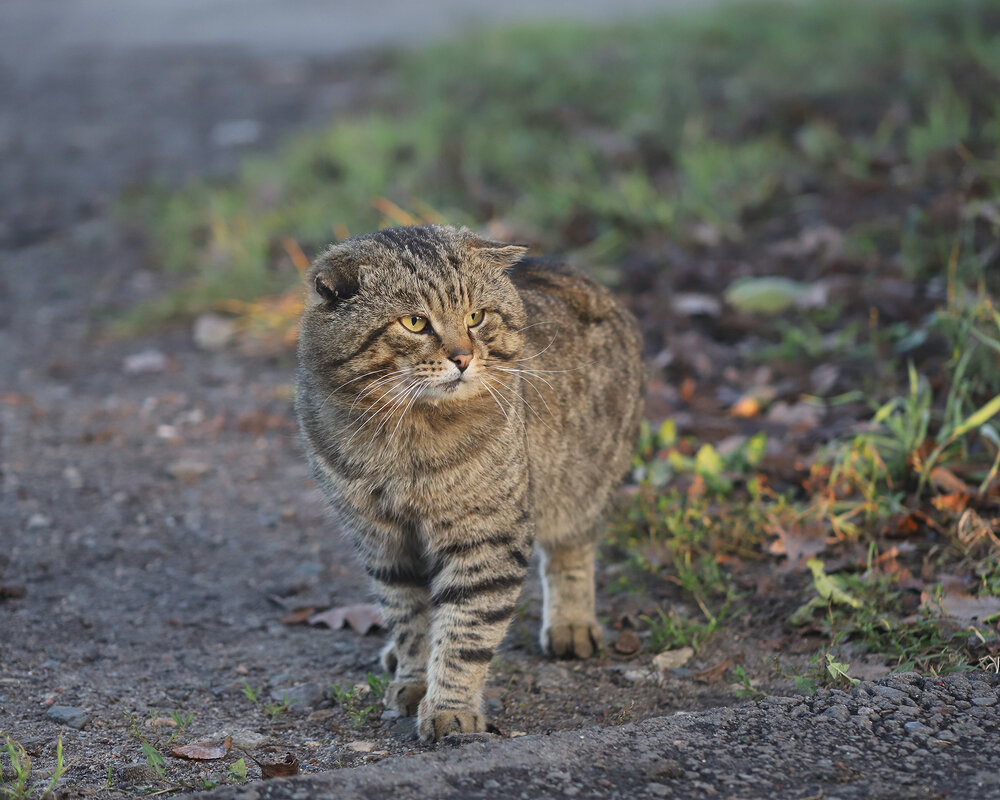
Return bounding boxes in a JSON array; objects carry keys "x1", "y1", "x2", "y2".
[
  {"x1": 418, "y1": 709, "x2": 486, "y2": 742},
  {"x1": 542, "y1": 621, "x2": 603, "y2": 659},
  {"x1": 384, "y1": 681, "x2": 427, "y2": 716}
]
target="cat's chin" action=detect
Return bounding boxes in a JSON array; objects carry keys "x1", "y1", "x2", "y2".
[{"x1": 420, "y1": 377, "x2": 485, "y2": 405}]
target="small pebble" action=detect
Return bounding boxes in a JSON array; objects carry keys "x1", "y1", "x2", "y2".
[{"x1": 45, "y1": 705, "x2": 90, "y2": 729}]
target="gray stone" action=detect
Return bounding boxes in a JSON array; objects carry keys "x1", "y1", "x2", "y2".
[
  {"x1": 904, "y1": 721, "x2": 932, "y2": 735},
  {"x1": 821, "y1": 704, "x2": 850, "y2": 722},
  {"x1": 970, "y1": 695, "x2": 997, "y2": 707},
  {"x1": 392, "y1": 716, "x2": 418, "y2": 739},
  {"x1": 45, "y1": 705, "x2": 90, "y2": 729},
  {"x1": 871, "y1": 685, "x2": 907, "y2": 703}
]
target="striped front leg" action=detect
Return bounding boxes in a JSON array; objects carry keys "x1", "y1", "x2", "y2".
[
  {"x1": 363, "y1": 555, "x2": 432, "y2": 717},
  {"x1": 417, "y1": 528, "x2": 532, "y2": 741}
]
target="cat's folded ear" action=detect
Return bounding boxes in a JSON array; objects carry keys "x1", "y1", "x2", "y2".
[
  {"x1": 459, "y1": 230, "x2": 528, "y2": 272},
  {"x1": 307, "y1": 245, "x2": 362, "y2": 306}
]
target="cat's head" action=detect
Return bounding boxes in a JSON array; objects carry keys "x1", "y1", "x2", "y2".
[{"x1": 299, "y1": 225, "x2": 528, "y2": 408}]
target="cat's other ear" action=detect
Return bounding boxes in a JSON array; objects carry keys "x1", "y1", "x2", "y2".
[
  {"x1": 307, "y1": 246, "x2": 361, "y2": 306},
  {"x1": 459, "y1": 230, "x2": 528, "y2": 272}
]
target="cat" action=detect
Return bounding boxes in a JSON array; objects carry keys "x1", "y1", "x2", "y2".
[{"x1": 295, "y1": 224, "x2": 643, "y2": 741}]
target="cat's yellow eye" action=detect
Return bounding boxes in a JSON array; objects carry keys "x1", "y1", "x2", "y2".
[
  {"x1": 400, "y1": 315, "x2": 428, "y2": 333},
  {"x1": 465, "y1": 309, "x2": 485, "y2": 328}
]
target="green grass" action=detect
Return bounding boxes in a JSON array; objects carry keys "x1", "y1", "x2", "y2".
[
  {"x1": 2, "y1": 735, "x2": 66, "y2": 800},
  {"x1": 123, "y1": 0, "x2": 1000, "y2": 328}
]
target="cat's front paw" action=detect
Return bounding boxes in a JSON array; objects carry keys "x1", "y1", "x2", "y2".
[
  {"x1": 384, "y1": 681, "x2": 427, "y2": 716},
  {"x1": 418, "y1": 709, "x2": 486, "y2": 742},
  {"x1": 542, "y1": 621, "x2": 603, "y2": 659}
]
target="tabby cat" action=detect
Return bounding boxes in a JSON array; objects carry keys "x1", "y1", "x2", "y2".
[{"x1": 296, "y1": 225, "x2": 643, "y2": 741}]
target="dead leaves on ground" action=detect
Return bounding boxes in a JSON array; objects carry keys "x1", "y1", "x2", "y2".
[
  {"x1": 253, "y1": 751, "x2": 300, "y2": 779},
  {"x1": 270, "y1": 593, "x2": 385, "y2": 635},
  {"x1": 170, "y1": 737, "x2": 231, "y2": 761},
  {"x1": 307, "y1": 604, "x2": 385, "y2": 635}
]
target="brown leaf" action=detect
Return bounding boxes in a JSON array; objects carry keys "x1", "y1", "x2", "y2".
[
  {"x1": 309, "y1": 603, "x2": 385, "y2": 635},
  {"x1": 280, "y1": 607, "x2": 320, "y2": 625},
  {"x1": 692, "y1": 659, "x2": 730, "y2": 684},
  {"x1": 923, "y1": 585, "x2": 1000, "y2": 624},
  {"x1": 170, "y1": 737, "x2": 231, "y2": 761},
  {"x1": 730, "y1": 395, "x2": 761, "y2": 418},
  {"x1": 931, "y1": 492, "x2": 971, "y2": 514},
  {"x1": 929, "y1": 466, "x2": 972, "y2": 495},
  {"x1": 766, "y1": 522, "x2": 828, "y2": 572},
  {"x1": 259, "y1": 752, "x2": 300, "y2": 779},
  {"x1": 613, "y1": 630, "x2": 642, "y2": 655}
]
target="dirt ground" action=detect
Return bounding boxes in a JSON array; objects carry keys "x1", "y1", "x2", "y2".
[{"x1": 0, "y1": 34, "x2": 821, "y2": 799}]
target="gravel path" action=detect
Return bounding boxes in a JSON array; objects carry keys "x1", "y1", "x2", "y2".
[{"x1": 189, "y1": 673, "x2": 1000, "y2": 800}]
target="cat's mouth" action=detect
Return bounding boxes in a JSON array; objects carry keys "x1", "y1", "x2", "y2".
[{"x1": 423, "y1": 373, "x2": 479, "y2": 401}]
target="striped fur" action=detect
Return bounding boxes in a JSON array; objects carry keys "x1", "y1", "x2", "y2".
[{"x1": 296, "y1": 225, "x2": 643, "y2": 741}]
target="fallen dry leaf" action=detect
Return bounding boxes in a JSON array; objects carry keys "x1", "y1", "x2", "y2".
[
  {"x1": 652, "y1": 647, "x2": 694, "y2": 671},
  {"x1": 613, "y1": 630, "x2": 642, "y2": 655},
  {"x1": 766, "y1": 521, "x2": 829, "y2": 572},
  {"x1": 923, "y1": 585, "x2": 1000, "y2": 624},
  {"x1": 280, "y1": 607, "x2": 320, "y2": 626},
  {"x1": 692, "y1": 659, "x2": 731, "y2": 684},
  {"x1": 730, "y1": 395, "x2": 761, "y2": 418},
  {"x1": 929, "y1": 466, "x2": 973, "y2": 495},
  {"x1": 931, "y1": 492, "x2": 971, "y2": 514},
  {"x1": 170, "y1": 737, "x2": 231, "y2": 761},
  {"x1": 309, "y1": 603, "x2": 385, "y2": 634},
  {"x1": 258, "y1": 752, "x2": 300, "y2": 779}
]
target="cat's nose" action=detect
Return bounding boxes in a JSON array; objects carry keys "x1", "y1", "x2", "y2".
[{"x1": 449, "y1": 351, "x2": 473, "y2": 372}]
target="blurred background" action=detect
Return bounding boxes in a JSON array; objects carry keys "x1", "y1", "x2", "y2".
[{"x1": 2, "y1": 0, "x2": 1000, "y2": 793}]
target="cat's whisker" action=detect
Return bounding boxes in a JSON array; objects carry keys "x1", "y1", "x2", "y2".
[
  {"x1": 479, "y1": 377, "x2": 513, "y2": 429},
  {"x1": 381, "y1": 379, "x2": 428, "y2": 456},
  {"x1": 483, "y1": 366, "x2": 556, "y2": 420},
  {"x1": 347, "y1": 370, "x2": 410, "y2": 414},
  {"x1": 317, "y1": 367, "x2": 391, "y2": 414},
  {"x1": 490, "y1": 366, "x2": 556, "y2": 392},
  {"x1": 516, "y1": 332, "x2": 559, "y2": 362},
  {"x1": 513, "y1": 320, "x2": 560, "y2": 334},
  {"x1": 506, "y1": 362, "x2": 597, "y2": 373},
  {"x1": 343, "y1": 376, "x2": 404, "y2": 432},
  {"x1": 344, "y1": 377, "x2": 416, "y2": 445},
  {"x1": 369, "y1": 378, "x2": 425, "y2": 449},
  {"x1": 486, "y1": 372, "x2": 556, "y2": 434},
  {"x1": 481, "y1": 375, "x2": 526, "y2": 436}
]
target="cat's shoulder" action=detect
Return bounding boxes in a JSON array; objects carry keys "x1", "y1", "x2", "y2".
[{"x1": 507, "y1": 257, "x2": 617, "y2": 323}]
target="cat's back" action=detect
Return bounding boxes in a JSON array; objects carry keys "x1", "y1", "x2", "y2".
[{"x1": 508, "y1": 258, "x2": 644, "y2": 544}]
